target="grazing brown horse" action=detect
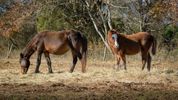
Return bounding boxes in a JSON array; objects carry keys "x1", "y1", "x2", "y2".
[
  {"x1": 19, "y1": 30, "x2": 87, "y2": 74},
  {"x1": 108, "y1": 29, "x2": 157, "y2": 71}
]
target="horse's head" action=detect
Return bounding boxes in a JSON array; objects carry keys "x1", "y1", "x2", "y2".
[
  {"x1": 109, "y1": 30, "x2": 119, "y2": 48},
  {"x1": 112, "y1": 34, "x2": 119, "y2": 48},
  {"x1": 20, "y1": 53, "x2": 30, "y2": 74}
]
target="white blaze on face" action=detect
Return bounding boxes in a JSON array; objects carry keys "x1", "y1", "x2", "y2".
[
  {"x1": 114, "y1": 40, "x2": 119, "y2": 48},
  {"x1": 112, "y1": 34, "x2": 119, "y2": 48}
]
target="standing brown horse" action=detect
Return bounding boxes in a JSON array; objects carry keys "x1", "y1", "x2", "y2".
[
  {"x1": 19, "y1": 30, "x2": 87, "y2": 74},
  {"x1": 108, "y1": 29, "x2": 157, "y2": 71}
]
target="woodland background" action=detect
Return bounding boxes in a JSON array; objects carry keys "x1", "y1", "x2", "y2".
[{"x1": 0, "y1": 0, "x2": 178, "y2": 58}]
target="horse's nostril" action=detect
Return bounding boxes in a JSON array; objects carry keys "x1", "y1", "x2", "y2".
[{"x1": 115, "y1": 45, "x2": 119, "y2": 48}]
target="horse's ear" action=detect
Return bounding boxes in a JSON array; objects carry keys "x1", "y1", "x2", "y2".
[
  {"x1": 110, "y1": 29, "x2": 117, "y2": 34},
  {"x1": 67, "y1": 34, "x2": 71, "y2": 41},
  {"x1": 20, "y1": 53, "x2": 23, "y2": 58}
]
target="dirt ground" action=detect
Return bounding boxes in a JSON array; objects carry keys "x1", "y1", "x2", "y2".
[{"x1": 0, "y1": 52, "x2": 178, "y2": 100}]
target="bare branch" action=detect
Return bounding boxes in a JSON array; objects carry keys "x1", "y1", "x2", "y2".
[{"x1": 82, "y1": 0, "x2": 112, "y2": 52}]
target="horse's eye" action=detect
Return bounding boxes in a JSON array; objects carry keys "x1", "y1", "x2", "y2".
[{"x1": 112, "y1": 34, "x2": 117, "y2": 40}]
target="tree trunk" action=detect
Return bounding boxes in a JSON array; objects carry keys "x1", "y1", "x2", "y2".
[{"x1": 83, "y1": 0, "x2": 112, "y2": 52}]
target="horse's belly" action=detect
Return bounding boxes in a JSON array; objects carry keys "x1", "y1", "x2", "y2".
[
  {"x1": 126, "y1": 50, "x2": 140, "y2": 55},
  {"x1": 125, "y1": 46, "x2": 140, "y2": 55},
  {"x1": 52, "y1": 45, "x2": 70, "y2": 55},
  {"x1": 45, "y1": 42, "x2": 70, "y2": 55}
]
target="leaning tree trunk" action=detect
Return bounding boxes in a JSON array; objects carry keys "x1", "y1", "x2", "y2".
[{"x1": 82, "y1": 0, "x2": 112, "y2": 53}]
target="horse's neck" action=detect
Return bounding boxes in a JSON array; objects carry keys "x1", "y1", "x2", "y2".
[{"x1": 22, "y1": 45, "x2": 36, "y2": 59}]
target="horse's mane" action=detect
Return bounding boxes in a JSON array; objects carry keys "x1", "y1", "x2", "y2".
[{"x1": 22, "y1": 33, "x2": 40, "y2": 58}]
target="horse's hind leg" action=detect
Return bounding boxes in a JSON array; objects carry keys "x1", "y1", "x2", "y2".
[
  {"x1": 141, "y1": 53, "x2": 147, "y2": 70},
  {"x1": 69, "y1": 51, "x2": 78, "y2": 73},
  {"x1": 79, "y1": 52, "x2": 87, "y2": 73},
  {"x1": 44, "y1": 52, "x2": 53, "y2": 73},
  {"x1": 35, "y1": 51, "x2": 42, "y2": 73},
  {"x1": 121, "y1": 54, "x2": 126, "y2": 70},
  {"x1": 147, "y1": 53, "x2": 151, "y2": 71}
]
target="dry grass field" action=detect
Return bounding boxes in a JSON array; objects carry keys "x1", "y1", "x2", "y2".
[{"x1": 0, "y1": 50, "x2": 178, "y2": 100}]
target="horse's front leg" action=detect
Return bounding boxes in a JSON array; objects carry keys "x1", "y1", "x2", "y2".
[
  {"x1": 115, "y1": 55, "x2": 121, "y2": 70},
  {"x1": 44, "y1": 52, "x2": 53, "y2": 73},
  {"x1": 35, "y1": 51, "x2": 42, "y2": 73},
  {"x1": 116, "y1": 51, "x2": 127, "y2": 70},
  {"x1": 69, "y1": 51, "x2": 78, "y2": 73}
]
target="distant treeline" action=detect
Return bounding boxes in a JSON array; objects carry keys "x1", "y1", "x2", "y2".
[{"x1": 0, "y1": 0, "x2": 177, "y2": 53}]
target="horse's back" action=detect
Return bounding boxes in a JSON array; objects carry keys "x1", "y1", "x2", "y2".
[
  {"x1": 123, "y1": 32, "x2": 153, "y2": 55},
  {"x1": 126, "y1": 32, "x2": 150, "y2": 40},
  {"x1": 136, "y1": 32, "x2": 153, "y2": 45}
]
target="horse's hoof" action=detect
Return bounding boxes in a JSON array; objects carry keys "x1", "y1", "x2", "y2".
[
  {"x1": 21, "y1": 72, "x2": 27, "y2": 75},
  {"x1": 48, "y1": 71, "x2": 53, "y2": 74},
  {"x1": 34, "y1": 71, "x2": 40, "y2": 73},
  {"x1": 82, "y1": 70, "x2": 86, "y2": 73},
  {"x1": 69, "y1": 70, "x2": 73, "y2": 73},
  {"x1": 116, "y1": 68, "x2": 120, "y2": 71},
  {"x1": 113, "y1": 65, "x2": 120, "y2": 71},
  {"x1": 112, "y1": 65, "x2": 116, "y2": 70}
]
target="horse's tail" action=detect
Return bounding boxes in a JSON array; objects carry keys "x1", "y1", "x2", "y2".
[
  {"x1": 151, "y1": 36, "x2": 157, "y2": 55},
  {"x1": 81, "y1": 35, "x2": 88, "y2": 72}
]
